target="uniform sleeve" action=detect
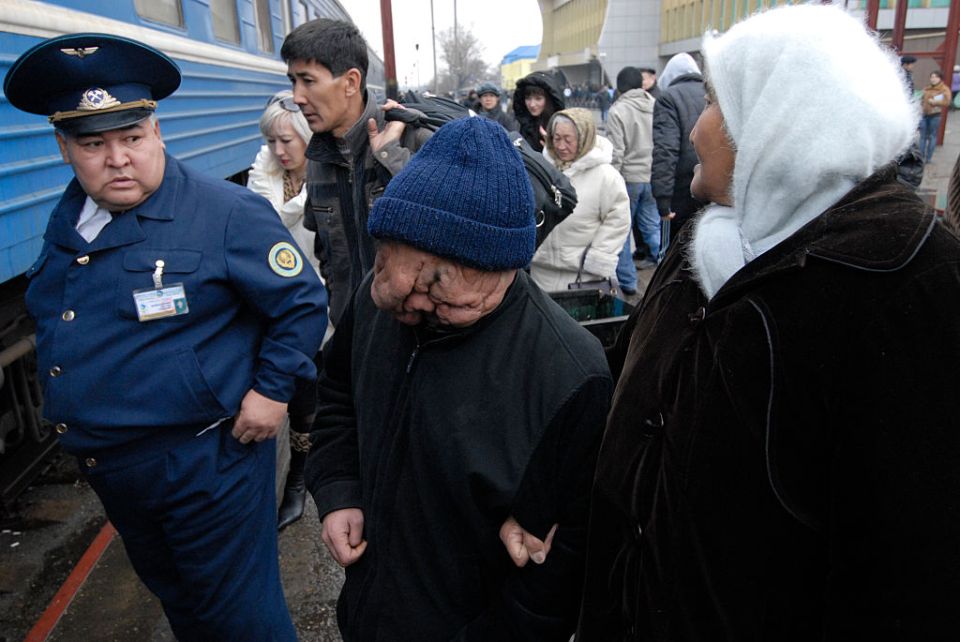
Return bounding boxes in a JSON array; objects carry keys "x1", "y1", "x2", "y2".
[
  {"x1": 652, "y1": 94, "x2": 682, "y2": 217},
  {"x1": 454, "y1": 374, "x2": 613, "y2": 641},
  {"x1": 223, "y1": 190, "x2": 327, "y2": 402},
  {"x1": 304, "y1": 290, "x2": 361, "y2": 518}
]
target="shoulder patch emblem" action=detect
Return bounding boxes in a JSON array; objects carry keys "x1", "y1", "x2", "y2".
[{"x1": 268, "y1": 242, "x2": 303, "y2": 277}]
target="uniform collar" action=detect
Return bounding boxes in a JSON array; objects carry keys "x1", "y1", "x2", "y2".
[
  {"x1": 44, "y1": 153, "x2": 181, "y2": 251},
  {"x1": 708, "y1": 165, "x2": 936, "y2": 308}
]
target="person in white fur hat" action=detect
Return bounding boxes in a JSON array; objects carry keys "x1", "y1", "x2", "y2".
[{"x1": 576, "y1": 5, "x2": 960, "y2": 640}]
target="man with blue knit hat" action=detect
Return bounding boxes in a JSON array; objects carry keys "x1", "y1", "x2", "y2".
[
  {"x1": 306, "y1": 115, "x2": 612, "y2": 640},
  {"x1": 5, "y1": 33, "x2": 326, "y2": 640}
]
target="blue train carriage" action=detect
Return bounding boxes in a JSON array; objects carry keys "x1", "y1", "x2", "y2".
[{"x1": 0, "y1": 0, "x2": 384, "y2": 507}]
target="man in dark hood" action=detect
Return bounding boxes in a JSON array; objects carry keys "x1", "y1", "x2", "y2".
[{"x1": 651, "y1": 52, "x2": 706, "y2": 244}]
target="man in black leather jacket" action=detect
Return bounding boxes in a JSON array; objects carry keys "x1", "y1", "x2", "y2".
[{"x1": 283, "y1": 19, "x2": 430, "y2": 325}]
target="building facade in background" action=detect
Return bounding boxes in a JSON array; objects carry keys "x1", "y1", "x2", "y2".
[
  {"x1": 533, "y1": 0, "x2": 957, "y2": 91},
  {"x1": 500, "y1": 45, "x2": 541, "y2": 90}
]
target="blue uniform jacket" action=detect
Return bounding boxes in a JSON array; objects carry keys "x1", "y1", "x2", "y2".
[{"x1": 25, "y1": 154, "x2": 327, "y2": 453}]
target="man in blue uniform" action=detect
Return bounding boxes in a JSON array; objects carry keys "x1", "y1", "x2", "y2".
[{"x1": 4, "y1": 34, "x2": 326, "y2": 640}]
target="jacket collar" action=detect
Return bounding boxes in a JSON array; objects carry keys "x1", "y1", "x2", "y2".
[
  {"x1": 44, "y1": 153, "x2": 181, "y2": 252},
  {"x1": 709, "y1": 165, "x2": 936, "y2": 308},
  {"x1": 305, "y1": 89, "x2": 380, "y2": 165}
]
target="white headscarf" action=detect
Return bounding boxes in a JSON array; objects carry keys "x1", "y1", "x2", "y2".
[
  {"x1": 659, "y1": 53, "x2": 701, "y2": 91},
  {"x1": 690, "y1": 5, "x2": 919, "y2": 299}
]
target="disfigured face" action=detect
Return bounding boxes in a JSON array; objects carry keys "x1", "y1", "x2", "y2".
[
  {"x1": 551, "y1": 119, "x2": 579, "y2": 163},
  {"x1": 370, "y1": 241, "x2": 515, "y2": 328},
  {"x1": 689, "y1": 87, "x2": 735, "y2": 206},
  {"x1": 525, "y1": 92, "x2": 546, "y2": 117},
  {"x1": 479, "y1": 93, "x2": 499, "y2": 111},
  {"x1": 287, "y1": 59, "x2": 362, "y2": 137},
  {"x1": 57, "y1": 118, "x2": 166, "y2": 212},
  {"x1": 266, "y1": 117, "x2": 308, "y2": 175}
]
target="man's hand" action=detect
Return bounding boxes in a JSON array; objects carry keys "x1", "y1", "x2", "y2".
[
  {"x1": 367, "y1": 100, "x2": 407, "y2": 153},
  {"x1": 232, "y1": 389, "x2": 287, "y2": 443},
  {"x1": 322, "y1": 508, "x2": 368, "y2": 567},
  {"x1": 661, "y1": 211, "x2": 677, "y2": 220},
  {"x1": 499, "y1": 516, "x2": 558, "y2": 568}
]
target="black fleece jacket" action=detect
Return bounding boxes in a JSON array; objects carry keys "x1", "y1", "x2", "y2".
[{"x1": 307, "y1": 270, "x2": 612, "y2": 641}]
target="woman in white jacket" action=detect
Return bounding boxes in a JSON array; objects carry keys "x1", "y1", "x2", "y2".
[
  {"x1": 247, "y1": 91, "x2": 320, "y2": 278},
  {"x1": 247, "y1": 91, "x2": 321, "y2": 530},
  {"x1": 530, "y1": 108, "x2": 631, "y2": 292}
]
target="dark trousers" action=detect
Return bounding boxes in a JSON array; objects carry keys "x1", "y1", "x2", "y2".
[{"x1": 82, "y1": 425, "x2": 296, "y2": 641}]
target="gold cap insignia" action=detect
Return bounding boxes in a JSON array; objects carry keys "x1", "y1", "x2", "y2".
[
  {"x1": 77, "y1": 88, "x2": 121, "y2": 111},
  {"x1": 60, "y1": 47, "x2": 99, "y2": 58}
]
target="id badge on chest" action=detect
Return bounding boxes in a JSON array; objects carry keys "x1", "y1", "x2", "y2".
[{"x1": 132, "y1": 284, "x2": 189, "y2": 322}]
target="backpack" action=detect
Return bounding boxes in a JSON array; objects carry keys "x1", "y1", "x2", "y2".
[{"x1": 384, "y1": 91, "x2": 578, "y2": 248}]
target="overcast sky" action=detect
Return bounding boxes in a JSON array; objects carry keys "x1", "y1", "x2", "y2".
[{"x1": 346, "y1": 0, "x2": 543, "y2": 87}]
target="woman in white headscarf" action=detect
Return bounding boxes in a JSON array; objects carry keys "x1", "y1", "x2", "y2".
[{"x1": 578, "y1": 5, "x2": 960, "y2": 640}]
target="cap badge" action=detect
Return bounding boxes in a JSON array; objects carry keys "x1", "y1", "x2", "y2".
[
  {"x1": 60, "y1": 47, "x2": 99, "y2": 58},
  {"x1": 78, "y1": 88, "x2": 120, "y2": 111}
]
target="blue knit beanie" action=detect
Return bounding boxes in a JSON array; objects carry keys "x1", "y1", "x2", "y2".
[{"x1": 367, "y1": 116, "x2": 536, "y2": 271}]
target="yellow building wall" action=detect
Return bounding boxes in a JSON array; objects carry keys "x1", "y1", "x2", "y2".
[
  {"x1": 501, "y1": 58, "x2": 538, "y2": 91},
  {"x1": 660, "y1": 0, "x2": 804, "y2": 44},
  {"x1": 539, "y1": 0, "x2": 608, "y2": 59}
]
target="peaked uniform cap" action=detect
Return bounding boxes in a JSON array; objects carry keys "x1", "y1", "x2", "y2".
[
  {"x1": 367, "y1": 117, "x2": 536, "y2": 271},
  {"x1": 4, "y1": 33, "x2": 181, "y2": 134}
]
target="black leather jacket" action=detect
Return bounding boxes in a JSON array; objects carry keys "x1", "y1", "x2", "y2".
[{"x1": 304, "y1": 90, "x2": 430, "y2": 325}]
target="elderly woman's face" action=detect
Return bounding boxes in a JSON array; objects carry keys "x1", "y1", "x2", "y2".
[
  {"x1": 370, "y1": 242, "x2": 514, "y2": 328},
  {"x1": 551, "y1": 120, "x2": 579, "y2": 162},
  {"x1": 690, "y1": 92, "x2": 735, "y2": 206},
  {"x1": 267, "y1": 118, "x2": 307, "y2": 175}
]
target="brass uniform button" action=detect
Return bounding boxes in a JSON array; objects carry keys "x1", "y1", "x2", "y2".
[
  {"x1": 62, "y1": 310, "x2": 76, "y2": 321},
  {"x1": 49, "y1": 366, "x2": 62, "y2": 377},
  {"x1": 85, "y1": 457, "x2": 97, "y2": 468},
  {"x1": 55, "y1": 423, "x2": 68, "y2": 434},
  {"x1": 76, "y1": 255, "x2": 90, "y2": 265}
]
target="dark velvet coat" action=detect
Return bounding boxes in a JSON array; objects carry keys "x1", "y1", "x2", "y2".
[{"x1": 577, "y1": 167, "x2": 960, "y2": 641}]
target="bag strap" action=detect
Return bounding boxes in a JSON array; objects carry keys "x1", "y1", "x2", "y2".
[{"x1": 575, "y1": 245, "x2": 590, "y2": 285}]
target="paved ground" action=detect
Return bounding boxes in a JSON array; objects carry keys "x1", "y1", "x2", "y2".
[
  {"x1": 919, "y1": 110, "x2": 960, "y2": 209},
  {"x1": 0, "y1": 452, "x2": 345, "y2": 642}
]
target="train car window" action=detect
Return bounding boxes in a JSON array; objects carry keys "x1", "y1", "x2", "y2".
[
  {"x1": 211, "y1": 0, "x2": 241, "y2": 43},
  {"x1": 254, "y1": 0, "x2": 274, "y2": 51},
  {"x1": 134, "y1": 0, "x2": 184, "y2": 27}
]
